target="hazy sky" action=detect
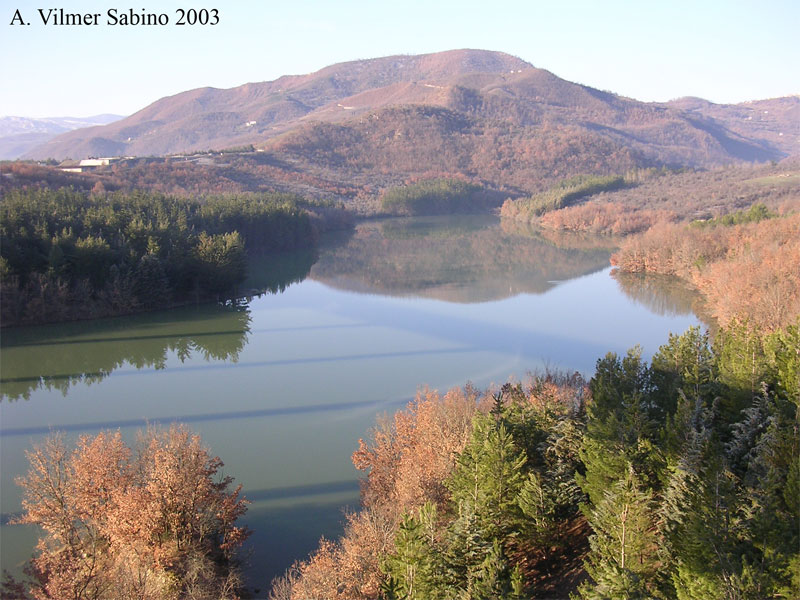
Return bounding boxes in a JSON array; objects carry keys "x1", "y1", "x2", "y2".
[{"x1": 1, "y1": 0, "x2": 798, "y2": 118}]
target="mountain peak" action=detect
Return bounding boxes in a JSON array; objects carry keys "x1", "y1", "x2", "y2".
[{"x1": 20, "y1": 50, "x2": 796, "y2": 165}]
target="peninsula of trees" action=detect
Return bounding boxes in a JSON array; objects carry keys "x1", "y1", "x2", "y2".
[{"x1": 0, "y1": 188, "x2": 316, "y2": 326}]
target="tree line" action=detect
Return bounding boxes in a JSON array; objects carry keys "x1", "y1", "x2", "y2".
[
  {"x1": 0, "y1": 188, "x2": 316, "y2": 326},
  {"x1": 611, "y1": 210, "x2": 800, "y2": 331},
  {"x1": 380, "y1": 179, "x2": 485, "y2": 216},
  {"x1": 1, "y1": 304, "x2": 252, "y2": 402},
  {"x1": 500, "y1": 174, "x2": 627, "y2": 222},
  {"x1": 270, "y1": 321, "x2": 799, "y2": 599}
]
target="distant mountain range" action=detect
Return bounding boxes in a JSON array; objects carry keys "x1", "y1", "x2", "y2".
[
  {"x1": 0, "y1": 115, "x2": 123, "y2": 159},
  {"x1": 14, "y1": 50, "x2": 800, "y2": 190}
]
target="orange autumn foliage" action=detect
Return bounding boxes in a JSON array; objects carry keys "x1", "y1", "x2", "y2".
[
  {"x1": 271, "y1": 376, "x2": 589, "y2": 600},
  {"x1": 611, "y1": 213, "x2": 800, "y2": 331},
  {"x1": 274, "y1": 508, "x2": 396, "y2": 600},
  {"x1": 11, "y1": 425, "x2": 249, "y2": 600},
  {"x1": 352, "y1": 385, "x2": 479, "y2": 514},
  {"x1": 538, "y1": 202, "x2": 676, "y2": 235},
  {"x1": 269, "y1": 386, "x2": 479, "y2": 600}
]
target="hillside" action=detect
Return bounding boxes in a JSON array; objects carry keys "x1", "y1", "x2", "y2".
[
  {"x1": 26, "y1": 50, "x2": 532, "y2": 159},
  {"x1": 23, "y1": 50, "x2": 796, "y2": 192},
  {"x1": 664, "y1": 95, "x2": 800, "y2": 157}
]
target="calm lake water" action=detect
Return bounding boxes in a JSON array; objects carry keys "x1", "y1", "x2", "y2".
[{"x1": 0, "y1": 215, "x2": 703, "y2": 591}]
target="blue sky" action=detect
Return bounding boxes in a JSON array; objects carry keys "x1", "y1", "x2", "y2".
[{"x1": 1, "y1": 0, "x2": 798, "y2": 118}]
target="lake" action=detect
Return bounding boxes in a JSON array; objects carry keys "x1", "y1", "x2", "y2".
[{"x1": 0, "y1": 215, "x2": 703, "y2": 591}]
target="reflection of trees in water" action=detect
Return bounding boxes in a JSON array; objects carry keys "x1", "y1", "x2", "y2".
[
  {"x1": 380, "y1": 215, "x2": 495, "y2": 239},
  {"x1": 1, "y1": 305, "x2": 251, "y2": 401},
  {"x1": 612, "y1": 270, "x2": 714, "y2": 328},
  {"x1": 499, "y1": 218, "x2": 620, "y2": 252},
  {"x1": 244, "y1": 248, "x2": 317, "y2": 295},
  {"x1": 312, "y1": 216, "x2": 613, "y2": 303},
  {"x1": 1, "y1": 247, "x2": 319, "y2": 402}
]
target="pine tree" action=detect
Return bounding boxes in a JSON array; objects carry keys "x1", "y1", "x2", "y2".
[
  {"x1": 659, "y1": 393, "x2": 714, "y2": 540},
  {"x1": 579, "y1": 349, "x2": 663, "y2": 505},
  {"x1": 764, "y1": 320, "x2": 800, "y2": 406},
  {"x1": 736, "y1": 390, "x2": 799, "y2": 597},
  {"x1": 714, "y1": 320, "x2": 769, "y2": 415},
  {"x1": 440, "y1": 504, "x2": 524, "y2": 600},
  {"x1": 442, "y1": 503, "x2": 493, "y2": 599},
  {"x1": 668, "y1": 459, "x2": 747, "y2": 600},
  {"x1": 447, "y1": 415, "x2": 527, "y2": 541},
  {"x1": 579, "y1": 466, "x2": 659, "y2": 600},
  {"x1": 651, "y1": 326, "x2": 718, "y2": 419},
  {"x1": 382, "y1": 510, "x2": 443, "y2": 600},
  {"x1": 517, "y1": 471, "x2": 556, "y2": 548},
  {"x1": 471, "y1": 539, "x2": 518, "y2": 600},
  {"x1": 132, "y1": 252, "x2": 171, "y2": 309}
]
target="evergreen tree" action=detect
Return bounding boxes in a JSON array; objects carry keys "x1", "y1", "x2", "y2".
[
  {"x1": 382, "y1": 509, "x2": 442, "y2": 600},
  {"x1": 764, "y1": 320, "x2": 800, "y2": 405},
  {"x1": 735, "y1": 390, "x2": 799, "y2": 597},
  {"x1": 440, "y1": 504, "x2": 523, "y2": 600},
  {"x1": 517, "y1": 471, "x2": 556, "y2": 548},
  {"x1": 132, "y1": 253, "x2": 171, "y2": 309},
  {"x1": 192, "y1": 231, "x2": 247, "y2": 296},
  {"x1": 447, "y1": 415, "x2": 527, "y2": 541},
  {"x1": 539, "y1": 402, "x2": 588, "y2": 528},
  {"x1": 579, "y1": 349, "x2": 663, "y2": 505},
  {"x1": 497, "y1": 382, "x2": 548, "y2": 472},
  {"x1": 579, "y1": 467, "x2": 660, "y2": 600},
  {"x1": 471, "y1": 540, "x2": 520, "y2": 600},
  {"x1": 442, "y1": 502, "x2": 494, "y2": 598},
  {"x1": 663, "y1": 389, "x2": 797, "y2": 599},
  {"x1": 651, "y1": 326, "x2": 717, "y2": 419},
  {"x1": 714, "y1": 320, "x2": 770, "y2": 415},
  {"x1": 668, "y1": 458, "x2": 748, "y2": 600}
]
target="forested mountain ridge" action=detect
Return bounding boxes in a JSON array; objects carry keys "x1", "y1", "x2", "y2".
[
  {"x1": 24, "y1": 50, "x2": 797, "y2": 185},
  {"x1": 25, "y1": 50, "x2": 532, "y2": 159}
]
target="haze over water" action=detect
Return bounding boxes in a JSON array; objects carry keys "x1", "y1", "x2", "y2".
[{"x1": 0, "y1": 215, "x2": 703, "y2": 589}]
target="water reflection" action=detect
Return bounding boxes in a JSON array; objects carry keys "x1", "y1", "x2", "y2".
[
  {"x1": 311, "y1": 216, "x2": 615, "y2": 302},
  {"x1": 0, "y1": 249, "x2": 320, "y2": 403},
  {"x1": 612, "y1": 270, "x2": 714, "y2": 328},
  {"x1": 499, "y1": 219, "x2": 621, "y2": 252},
  {"x1": 1, "y1": 305, "x2": 252, "y2": 401},
  {"x1": 244, "y1": 248, "x2": 317, "y2": 294}
]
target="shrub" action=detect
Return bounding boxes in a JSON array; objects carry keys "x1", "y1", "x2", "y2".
[{"x1": 8, "y1": 425, "x2": 249, "y2": 600}]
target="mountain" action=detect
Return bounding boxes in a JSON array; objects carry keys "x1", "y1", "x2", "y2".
[
  {"x1": 22, "y1": 50, "x2": 797, "y2": 193},
  {"x1": 0, "y1": 114, "x2": 123, "y2": 159},
  {"x1": 26, "y1": 50, "x2": 533, "y2": 159},
  {"x1": 663, "y1": 95, "x2": 800, "y2": 157}
]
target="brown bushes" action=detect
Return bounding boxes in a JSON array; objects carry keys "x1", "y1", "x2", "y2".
[
  {"x1": 612, "y1": 213, "x2": 800, "y2": 330},
  {"x1": 9, "y1": 426, "x2": 249, "y2": 600},
  {"x1": 538, "y1": 202, "x2": 676, "y2": 235},
  {"x1": 269, "y1": 386, "x2": 478, "y2": 600}
]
